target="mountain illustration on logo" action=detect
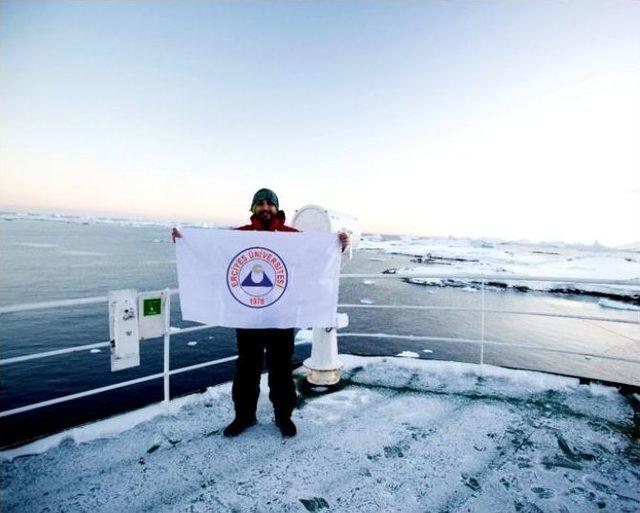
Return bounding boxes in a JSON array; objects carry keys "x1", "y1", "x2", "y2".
[{"x1": 241, "y1": 264, "x2": 273, "y2": 287}]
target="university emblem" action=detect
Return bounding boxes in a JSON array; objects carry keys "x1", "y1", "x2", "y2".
[{"x1": 226, "y1": 247, "x2": 288, "y2": 308}]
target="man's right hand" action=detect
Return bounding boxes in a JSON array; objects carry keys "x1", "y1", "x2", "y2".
[{"x1": 171, "y1": 228, "x2": 182, "y2": 243}]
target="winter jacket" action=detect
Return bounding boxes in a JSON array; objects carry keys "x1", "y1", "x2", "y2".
[{"x1": 235, "y1": 210, "x2": 299, "y2": 232}]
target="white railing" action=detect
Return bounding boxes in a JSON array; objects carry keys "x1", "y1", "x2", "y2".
[{"x1": 1, "y1": 273, "x2": 639, "y2": 419}]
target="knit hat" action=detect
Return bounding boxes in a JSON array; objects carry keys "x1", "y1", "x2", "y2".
[{"x1": 250, "y1": 188, "x2": 279, "y2": 210}]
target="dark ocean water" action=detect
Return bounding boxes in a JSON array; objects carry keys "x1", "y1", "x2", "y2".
[{"x1": 1, "y1": 219, "x2": 639, "y2": 447}]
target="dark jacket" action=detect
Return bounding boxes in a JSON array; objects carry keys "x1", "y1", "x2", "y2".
[{"x1": 235, "y1": 210, "x2": 299, "y2": 232}]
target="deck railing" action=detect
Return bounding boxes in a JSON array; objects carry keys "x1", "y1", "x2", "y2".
[{"x1": 1, "y1": 273, "x2": 639, "y2": 418}]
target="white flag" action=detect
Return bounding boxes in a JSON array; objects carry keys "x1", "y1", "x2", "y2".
[{"x1": 175, "y1": 228, "x2": 341, "y2": 328}]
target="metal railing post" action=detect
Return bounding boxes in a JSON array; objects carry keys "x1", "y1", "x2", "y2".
[
  {"x1": 480, "y1": 279, "x2": 485, "y2": 373},
  {"x1": 163, "y1": 289, "x2": 171, "y2": 405},
  {"x1": 163, "y1": 332, "x2": 170, "y2": 405}
]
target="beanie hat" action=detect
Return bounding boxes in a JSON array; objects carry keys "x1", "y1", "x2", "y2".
[{"x1": 250, "y1": 188, "x2": 279, "y2": 211}]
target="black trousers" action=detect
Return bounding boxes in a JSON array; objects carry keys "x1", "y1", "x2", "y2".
[{"x1": 232, "y1": 328, "x2": 296, "y2": 421}]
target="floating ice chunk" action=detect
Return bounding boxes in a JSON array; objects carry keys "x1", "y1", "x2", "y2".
[
  {"x1": 144, "y1": 260, "x2": 175, "y2": 266},
  {"x1": 367, "y1": 257, "x2": 385, "y2": 261},
  {"x1": 598, "y1": 298, "x2": 640, "y2": 311},
  {"x1": 363, "y1": 280, "x2": 375, "y2": 285},
  {"x1": 360, "y1": 299, "x2": 374, "y2": 305},
  {"x1": 462, "y1": 286, "x2": 478, "y2": 292},
  {"x1": 187, "y1": 341, "x2": 197, "y2": 347},
  {"x1": 14, "y1": 242, "x2": 58, "y2": 248},
  {"x1": 422, "y1": 349, "x2": 433, "y2": 354},
  {"x1": 295, "y1": 329, "x2": 313, "y2": 343},
  {"x1": 60, "y1": 250, "x2": 108, "y2": 256},
  {"x1": 396, "y1": 351, "x2": 420, "y2": 358},
  {"x1": 89, "y1": 349, "x2": 102, "y2": 354}
]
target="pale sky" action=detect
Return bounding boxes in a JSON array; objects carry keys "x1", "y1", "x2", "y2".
[{"x1": 1, "y1": 0, "x2": 639, "y2": 245}]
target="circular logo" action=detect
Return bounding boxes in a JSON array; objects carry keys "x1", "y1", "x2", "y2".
[{"x1": 226, "y1": 247, "x2": 289, "y2": 308}]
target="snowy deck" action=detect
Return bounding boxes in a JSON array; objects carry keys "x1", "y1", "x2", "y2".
[{"x1": 2, "y1": 356, "x2": 639, "y2": 513}]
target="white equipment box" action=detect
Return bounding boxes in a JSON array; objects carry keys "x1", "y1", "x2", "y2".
[
  {"x1": 109, "y1": 289, "x2": 140, "y2": 372},
  {"x1": 138, "y1": 290, "x2": 170, "y2": 340},
  {"x1": 109, "y1": 288, "x2": 170, "y2": 372}
]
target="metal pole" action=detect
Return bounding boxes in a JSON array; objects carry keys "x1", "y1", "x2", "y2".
[
  {"x1": 163, "y1": 289, "x2": 171, "y2": 405},
  {"x1": 163, "y1": 333, "x2": 170, "y2": 404},
  {"x1": 480, "y1": 279, "x2": 485, "y2": 373}
]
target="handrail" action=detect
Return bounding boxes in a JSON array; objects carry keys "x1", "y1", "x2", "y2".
[
  {"x1": 1, "y1": 273, "x2": 638, "y2": 420},
  {"x1": 0, "y1": 340, "x2": 307, "y2": 418},
  {"x1": 337, "y1": 333, "x2": 640, "y2": 364},
  {"x1": 2, "y1": 302, "x2": 637, "y2": 367},
  {"x1": 339, "y1": 304, "x2": 640, "y2": 325}
]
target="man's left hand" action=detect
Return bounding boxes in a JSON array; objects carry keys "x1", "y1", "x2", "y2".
[{"x1": 339, "y1": 232, "x2": 350, "y2": 252}]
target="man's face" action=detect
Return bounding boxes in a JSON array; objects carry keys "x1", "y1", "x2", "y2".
[{"x1": 254, "y1": 200, "x2": 277, "y2": 222}]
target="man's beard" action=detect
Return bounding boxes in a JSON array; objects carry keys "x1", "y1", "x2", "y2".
[{"x1": 258, "y1": 211, "x2": 272, "y2": 224}]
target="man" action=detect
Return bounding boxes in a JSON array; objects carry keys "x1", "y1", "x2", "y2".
[{"x1": 172, "y1": 188, "x2": 349, "y2": 438}]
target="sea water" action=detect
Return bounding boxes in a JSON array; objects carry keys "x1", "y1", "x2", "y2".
[{"x1": 1, "y1": 218, "x2": 638, "y2": 447}]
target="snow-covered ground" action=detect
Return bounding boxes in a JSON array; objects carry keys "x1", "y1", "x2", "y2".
[
  {"x1": 2, "y1": 355, "x2": 638, "y2": 513},
  {"x1": 360, "y1": 236, "x2": 640, "y2": 304}
]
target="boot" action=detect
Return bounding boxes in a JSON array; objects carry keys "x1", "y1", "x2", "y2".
[
  {"x1": 275, "y1": 417, "x2": 297, "y2": 437},
  {"x1": 223, "y1": 417, "x2": 257, "y2": 437}
]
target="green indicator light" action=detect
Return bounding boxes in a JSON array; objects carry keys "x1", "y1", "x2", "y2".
[{"x1": 143, "y1": 298, "x2": 162, "y2": 316}]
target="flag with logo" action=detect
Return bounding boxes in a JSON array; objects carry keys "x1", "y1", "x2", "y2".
[{"x1": 175, "y1": 228, "x2": 341, "y2": 328}]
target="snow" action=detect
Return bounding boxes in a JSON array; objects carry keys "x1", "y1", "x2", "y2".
[
  {"x1": 362, "y1": 237, "x2": 640, "y2": 303},
  {"x1": 362, "y1": 280, "x2": 375, "y2": 285},
  {"x1": 2, "y1": 355, "x2": 638, "y2": 513}
]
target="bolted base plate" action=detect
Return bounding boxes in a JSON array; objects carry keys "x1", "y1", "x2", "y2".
[{"x1": 306, "y1": 369, "x2": 341, "y2": 386}]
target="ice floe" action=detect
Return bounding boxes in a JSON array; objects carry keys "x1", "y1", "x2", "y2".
[
  {"x1": 362, "y1": 237, "x2": 640, "y2": 305},
  {"x1": 395, "y1": 351, "x2": 420, "y2": 358},
  {"x1": 295, "y1": 329, "x2": 313, "y2": 343},
  {"x1": 0, "y1": 211, "x2": 225, "y2": 230},
  {"x1": 599, "y1": 298, "x2": 640, "y2": 311}
]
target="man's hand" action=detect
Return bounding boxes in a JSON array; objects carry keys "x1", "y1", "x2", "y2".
[
  {"x1": 171, "y1": 228, "x2": 182, "y2": 243},
  {"x1": 339, "y1": 232, "x2": 350, "y2": 252}
]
